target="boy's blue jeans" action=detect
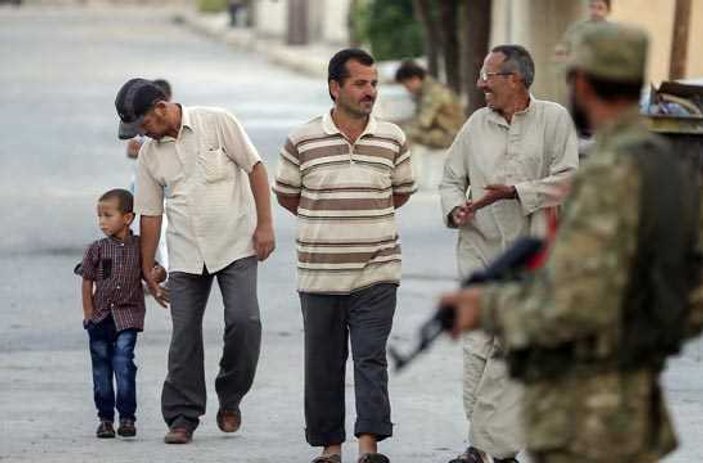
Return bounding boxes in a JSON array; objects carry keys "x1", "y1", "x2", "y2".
[{"x1": 86, "y1": 315, "x2": 138, "y2": 422}]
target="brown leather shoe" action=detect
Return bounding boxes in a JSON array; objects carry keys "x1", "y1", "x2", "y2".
[
  {"x1": 163, "y1": 427, "x2": 192, "y2": 444},
  {"x1": 216, "y1": 409, "x2": 241, "y2": 433}
]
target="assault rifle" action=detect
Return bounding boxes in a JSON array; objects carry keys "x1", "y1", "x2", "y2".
[{"x1": 388, "y1": 237, "x2": 545, "y2": 372}]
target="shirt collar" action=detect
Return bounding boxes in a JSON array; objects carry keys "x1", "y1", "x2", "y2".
[
  {"x1": 487, "y1": 94, "x2": 537, "y2": 127},
  {"x1": 322, "y1": 109, "x2": 378, "y2": 138},
  {"x1": 107, "y1": 229, "x2": 135, "y2": 245},
  {"x1": 157, "y1": 104, "x2": 192, "y2": 144}
]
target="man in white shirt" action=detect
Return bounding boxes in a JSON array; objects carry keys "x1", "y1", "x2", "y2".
[
  {"x1": 440, "y1": 46, "x2": 578, "y2": 463},
  {"x1": 114, "y1": 78, "x2": 275, "y2": 444}
]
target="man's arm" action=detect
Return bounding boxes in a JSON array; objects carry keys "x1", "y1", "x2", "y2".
[
  {"x1": 513, "y1": 108, "x2": 579, "y2": 216},
  {"x1": 393, "y1": 193, "x2": 411, "y2": 209},
  {"x1": 448, "y1": 159, "x2": 641, "y2": 350},
  {"x1": 276, "y1": 193, "x2": 300, "y2": 215},
  {"x1": 439, "y1": 123, "x2": 471, "y2": 228},
  {"x1": 140, "y1": 215, "x2": 168, "y2": 307},
  {"x1": 248, "y1": 161, "x2": 275, "y2": 261}
]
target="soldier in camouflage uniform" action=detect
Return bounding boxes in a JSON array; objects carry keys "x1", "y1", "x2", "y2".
[
  {"x1": 442, "y1": 22, "x2": 703, "y2": 463},
  {"x1": 395, "y1": 60, "x2": 465, "y2": 150}
]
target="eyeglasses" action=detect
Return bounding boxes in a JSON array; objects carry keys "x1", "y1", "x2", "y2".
[{"x1": 479, "y1": 70, "x2": 514, "y2": 81}]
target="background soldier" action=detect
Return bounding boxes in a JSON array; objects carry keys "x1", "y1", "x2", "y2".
[{"x1": 442, "y1": 22, "x2": 703, "y2": 463}]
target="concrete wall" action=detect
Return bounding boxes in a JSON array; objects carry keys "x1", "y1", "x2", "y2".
[{"x1": 255, "y1": 0, "x2": 287, "y2": 38}]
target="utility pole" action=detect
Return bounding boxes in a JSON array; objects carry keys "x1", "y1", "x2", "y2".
[
  {"x1": 287, "y1": 0, "x2": 309, "y2": 46},
  {"x1": 669, "y1": 0, "x2": 691, "y2": 80}
]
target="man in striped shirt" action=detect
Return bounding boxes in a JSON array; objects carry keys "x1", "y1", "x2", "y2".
[{"x1": 274, "y1": 48, "x2": 415, "y2": 463}]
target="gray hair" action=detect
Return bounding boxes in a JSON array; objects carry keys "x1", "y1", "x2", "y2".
[{"x1": 491, "y1": 44, "x2": 535, "y2": 89}]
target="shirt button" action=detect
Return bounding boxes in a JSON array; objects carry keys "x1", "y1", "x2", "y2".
[{"x1": 117, "y1": 285, "x2": 121, "y2": 289}]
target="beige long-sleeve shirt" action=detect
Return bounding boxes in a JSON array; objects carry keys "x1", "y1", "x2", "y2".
[
  {"x1": 135, "y1": 106, "x2": 262, "y2": 274},
  {"x1": 439, "y1": 97, "x2": 579, "y2": 279}
]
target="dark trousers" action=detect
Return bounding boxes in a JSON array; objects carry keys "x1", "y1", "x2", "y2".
[
  {"x1": 300, "y1": 283, "x2": 397, "y2": 447},
  {"x1": 87, "y1": 315, "x2": 138, "y2": 422},
  {"x1": 162, "y1": 256, "x2": 261, "y2": 431}
]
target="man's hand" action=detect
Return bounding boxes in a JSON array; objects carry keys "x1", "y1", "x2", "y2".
[
  {"x1": 144, "y1": 272, "x2": 169, "y2": 308},
  {"x1": 439, "y1": 287, "x2": 483, "y2": 338},
  {"x1": 151, "y1": 263, "x2": 167, "y2": 283},
  {"x1": 253, "y1": 223, "x2": 275, "y2": 261},
  {"x1": 470, "y1": 184, "x2": 517, "y2": 211},
  {"x1": 450, "y1": 202, "x2": 474, "y2": 227}
]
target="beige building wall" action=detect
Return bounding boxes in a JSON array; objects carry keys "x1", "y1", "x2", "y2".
[
  {"x1": 610, "y1": 0, "x2": 703, "y2": 82},
  {"x1": 255, "y1": 0, "x2": 288, "y2": 38}
]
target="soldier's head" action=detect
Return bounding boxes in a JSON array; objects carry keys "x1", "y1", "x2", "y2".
[
  {"x1": 589, "y1": 0, "x2": 611, "y2": 22},
  {"x1": 477, "y1": 45, "x2": 534, "y2": 113},
  {"x1": 395, "y1": 60, "x2": 426, "y2": 96},
  {"x1": 327, "y1": 48, "x2": 378, "y2": 118},
  {"x1": 566, "y1": 22, "x2": 647, "y2": 134}
]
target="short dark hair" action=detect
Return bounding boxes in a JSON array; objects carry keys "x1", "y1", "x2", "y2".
[
  {"x1": 99, "y1": 189, "x2": 134, "y2": 214},
  {"x1": 591, "y1": 0, "x2": 611, "y2": 10},
  {"x1": 583, "y1": 73, "x2": 643, "y2": 102},
  {"x1": 491, "y1": 44, "x2": 535, "y2": 89},
  {"x1": 395, "y1": 60, "x2": 426, "y2": 82},
  {"x1": 152, "y1": 79, "x2": 172, "y2": 100},
  {"x1": 327, "y1": 48, "x2": 375, "y2": 101}
]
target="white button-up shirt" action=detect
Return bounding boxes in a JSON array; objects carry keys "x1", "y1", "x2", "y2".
[
  {"x1": 135, "y1": 106, "x2": 261, "y2": 274},
  {"x1": 440, "y1": 97, "x2": 579, "y2": 278}
]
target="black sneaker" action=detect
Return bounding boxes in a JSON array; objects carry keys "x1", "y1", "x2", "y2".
[
  {"x1": 96, "y1": 420, "x2": 115, "y2": 438},
  {"x1": 117, "y1": 419, "x2": 136, "y2": 437}
]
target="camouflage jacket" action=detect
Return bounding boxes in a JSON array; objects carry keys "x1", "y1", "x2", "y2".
[
  {"x1": 405, "y1": 77, "x2": 464, "y2": 149},
  {"x1": 479, "y1": 110, "x2": 696, "y2": 460}
]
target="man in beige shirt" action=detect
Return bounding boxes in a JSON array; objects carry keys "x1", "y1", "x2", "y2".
[
  {"x1": 114, "y1": 78, "x2": 275, "y2": 444},
  {"x1": 439, "y1": 46, "x2": 578, "y2": 463}
]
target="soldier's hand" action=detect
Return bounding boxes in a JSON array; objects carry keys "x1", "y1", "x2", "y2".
[{"x1": 439, "y1": 287, "x2": 483, "y2": 338}]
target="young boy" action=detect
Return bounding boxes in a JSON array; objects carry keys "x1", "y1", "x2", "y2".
[{"x1": 79, "y1": 188, "x2": 164, "y2": 438}]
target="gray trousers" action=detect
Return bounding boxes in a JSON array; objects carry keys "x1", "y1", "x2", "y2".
[
  {"x1": 162, "y1": 256, "x2": 261, "y2": 431},
  {"x1": 300, "y1": 283, "x2": 397, "y2": 447}
]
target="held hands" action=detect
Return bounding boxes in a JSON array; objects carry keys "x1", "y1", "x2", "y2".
[
  {"x1": 439, "y1": 287, "x2": 483, "y2": 338},
  {"x1": 253, "y1": 223, "x2": 275, "y2": 261},
  {"x1": 144, "y1": 266, "x2": 170, "y2": 308}
]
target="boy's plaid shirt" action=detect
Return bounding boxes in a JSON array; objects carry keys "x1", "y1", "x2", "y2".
[{"x1": 80, "y1": 233, "x2": 145, "y2": 331}]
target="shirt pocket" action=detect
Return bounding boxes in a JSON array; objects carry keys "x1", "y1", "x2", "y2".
[{"x1": 197, "y1": 148, "x2": 232, "y2": 183}]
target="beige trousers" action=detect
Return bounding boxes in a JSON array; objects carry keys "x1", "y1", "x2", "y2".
[{"x1": 463, "y1": 330, "x2": 523, "y2": 459}]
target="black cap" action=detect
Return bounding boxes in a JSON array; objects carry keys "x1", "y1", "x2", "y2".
[{"x1": 115, "y1": 78, "x2": 167, "y2": 140}]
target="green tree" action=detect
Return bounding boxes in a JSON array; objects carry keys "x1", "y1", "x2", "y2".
[{"x1": 366, "y1": 0, "x2": 424, "y2": 61}]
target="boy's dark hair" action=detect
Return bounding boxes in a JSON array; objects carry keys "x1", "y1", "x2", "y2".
[
  {"x1": 327, "y1": 48, "x2": 375, "y2": 101},
  {"x1": 395, "y1": 60, "x2": 426, "y2": 82},
  {"x1": 491, "y1": 44, "x2": 535, "y2": 89},
  {"x1": 99, "y1": 189, "x2": 134, "y2": 214},
  {"x1": 152, "y1": 79, "x2": 172, "y2": 100},
  {"x1": 584, "y1": 73, "x2": 643, "y2": 102}
]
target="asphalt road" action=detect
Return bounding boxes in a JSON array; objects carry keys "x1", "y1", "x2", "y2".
[{"x1": 0, "y1": 5, "x2": 701, "y2": 463}]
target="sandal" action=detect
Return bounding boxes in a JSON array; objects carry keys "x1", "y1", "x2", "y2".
[
  {"x1": 312, "y1": 454, "x2": 342, "y2": 463},
  {"x1": 358, "y1": 453, "x2": 390, "y2": 463}
]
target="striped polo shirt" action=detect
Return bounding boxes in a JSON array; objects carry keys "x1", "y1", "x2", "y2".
[{"x1": 274, "y1": 111, "x2": 416, "y2": 294}]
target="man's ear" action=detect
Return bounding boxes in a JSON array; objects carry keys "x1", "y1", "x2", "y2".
[
  {"x1": 329, "y1": 80, "x2": 340, "y2": 101},
  {"x1": 153, "y1": 100, "x2": 168, "y2": 117}
]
